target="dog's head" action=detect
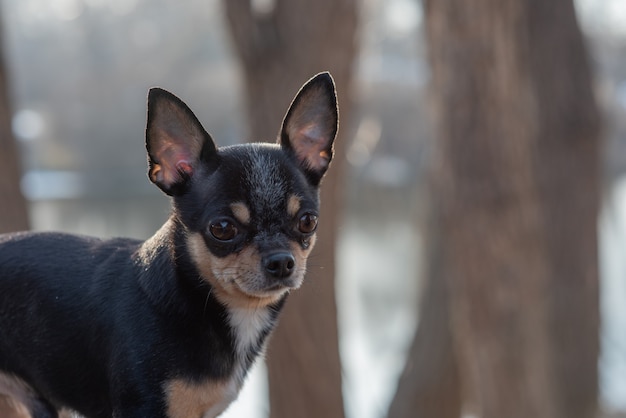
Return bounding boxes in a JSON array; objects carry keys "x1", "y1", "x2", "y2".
[{"x1": 145, "y1": 73, "x2": 338, "y2": 308}]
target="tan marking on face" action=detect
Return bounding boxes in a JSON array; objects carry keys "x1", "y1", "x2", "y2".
[
  {"x1": 287, "y1": 195, "x2": 302, "y2": 218},
  {"x1": 287, "y1": 233, "x2": 317, "y2": 290},
  {"x1": 230, "y1": 202, "x2": 251, "y2": 225},
  {"x1": 165, "y1": 378, "x2": 237, "y2": 418},
  {"x1": 186, "y1": 234, "x2": 287, "y2": 309}
]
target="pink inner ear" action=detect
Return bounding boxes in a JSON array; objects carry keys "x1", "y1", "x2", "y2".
[
  {"x1": 294, "y1": 136, "x2": 331, "y2": 171},
  {"x1": 176, "y1": 161, "x2": 194, "y2": 176},
  {"x1": 293, "y1": 124, "x2": 331, "y2": 171},
  {"x1": 150, "y1": 141, "x2": 195, "y2": 188}
]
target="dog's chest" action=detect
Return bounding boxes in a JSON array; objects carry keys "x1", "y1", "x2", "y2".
[
  {"x1": 229, "y1": 306, "x2": 274, "y2": 363},
  {"x1": 165, "y1": 306, "x2": 275, "y2": 418}
]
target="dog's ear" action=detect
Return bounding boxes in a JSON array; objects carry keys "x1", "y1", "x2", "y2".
[
  {"x1": 279, "y1": 72, "x2": 338, "y2": 185},
  {"x1": 146, "y1": 88, "x2": 217, "y2": 196}
]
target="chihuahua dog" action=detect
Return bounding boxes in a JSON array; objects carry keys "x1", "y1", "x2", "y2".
[{"x1": 0, "y1": 72, "x2": 338, "y2": 418}]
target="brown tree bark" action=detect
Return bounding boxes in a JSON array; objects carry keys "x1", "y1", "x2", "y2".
[
  {"x1": 389, "y1": 0, "x2": 600, "y2": 417},
  {"x1": 0, "y1": 11, "x2": 31, "y2": 418},
  {"x1": 423, "y1": 0, "x2": 600, "y2": 417},
  {"x1": 0, "y1": 17, "x2": 29, "y2": 234},
  {"x1": 223, "y1": 2, "x2": 358, "y2": 417},
  {"x1": 387, "y1": 208, "x2": 461, "y2": 418}
]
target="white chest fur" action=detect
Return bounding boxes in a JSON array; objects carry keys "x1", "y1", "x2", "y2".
[
  {"x1": 227, "y1": 305, "x2": 273, "y2": 382},
  {"x1": 165, "y1": 305, "x2": 275, "y2": 418}
]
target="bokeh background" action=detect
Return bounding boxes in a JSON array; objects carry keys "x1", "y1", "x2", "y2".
[{"x1": 1, "y1": 0, "x2": 626, "y2": 417}]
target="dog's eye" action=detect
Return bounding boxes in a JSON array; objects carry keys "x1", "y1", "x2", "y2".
[
  {"x1": 298, "y1": 213, "x2": 318, "y2": 234},
  {"x1": 209, "y1": 220, "x2": 238, "y2": 241}
]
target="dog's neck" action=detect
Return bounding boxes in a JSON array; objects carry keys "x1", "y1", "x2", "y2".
[{"x1": 225, "y1": 301, "x2": 284, "y2": 383}]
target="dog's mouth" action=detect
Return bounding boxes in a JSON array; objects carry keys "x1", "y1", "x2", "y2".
[
  {"x1": 216, "y1": 280, "x2": 286, "y2": 308},
  {"x1": 232, "y1": 275, "x2": 302, "y2": 300},
  {"x1": 186, "y1": 233, "x2": 308, "y2": 307}
]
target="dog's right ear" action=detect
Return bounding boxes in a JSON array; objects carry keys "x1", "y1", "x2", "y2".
[
  {"x1": 279, "y1": 72, "x2": 338, "y2": 186},
  {"x1": 146, "y1": 88, "x2": 217, "y2": 196}
]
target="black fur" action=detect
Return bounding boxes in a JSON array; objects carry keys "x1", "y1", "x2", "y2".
[{"x1": 0, "y1": 72, "x2": 338, "y2": 418}]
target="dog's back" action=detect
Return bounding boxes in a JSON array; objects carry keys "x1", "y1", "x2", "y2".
[{"x1": 0, "y1": 232, "x2": 142, "y2": 417}]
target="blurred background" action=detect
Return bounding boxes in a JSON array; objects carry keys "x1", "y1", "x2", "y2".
[{"x1": 0, "y1": 0, "x2": 625, "y2": 417}]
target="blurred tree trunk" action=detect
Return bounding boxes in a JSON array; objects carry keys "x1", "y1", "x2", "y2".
[
  {"x1": 0, "y1": 12, "x2": 30, "y2": 418},
  {"x1": 223, "y1": 1, "x2": 358, "y2": 417},
  {"x1": 387, "y1": 207, "x2": 461, "y2": 418},
  {"x1": 0, "y1": 17, "x2": 29, "y2": 234},
  {"x1": 389, "y1": 0, "x2": 600, "y2": 417}
]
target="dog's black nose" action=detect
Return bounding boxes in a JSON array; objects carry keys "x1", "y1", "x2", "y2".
[{"x1": 263, "y1": 252, "x2": 296, "y2": 279}]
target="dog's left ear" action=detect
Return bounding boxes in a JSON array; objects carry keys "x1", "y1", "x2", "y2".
[
  {"x1": 146, "y1": 88, "x2": 217, "y2": 196},
  {"x1": 279, "y1": 72, "x2": 338, "y2": 185}
]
